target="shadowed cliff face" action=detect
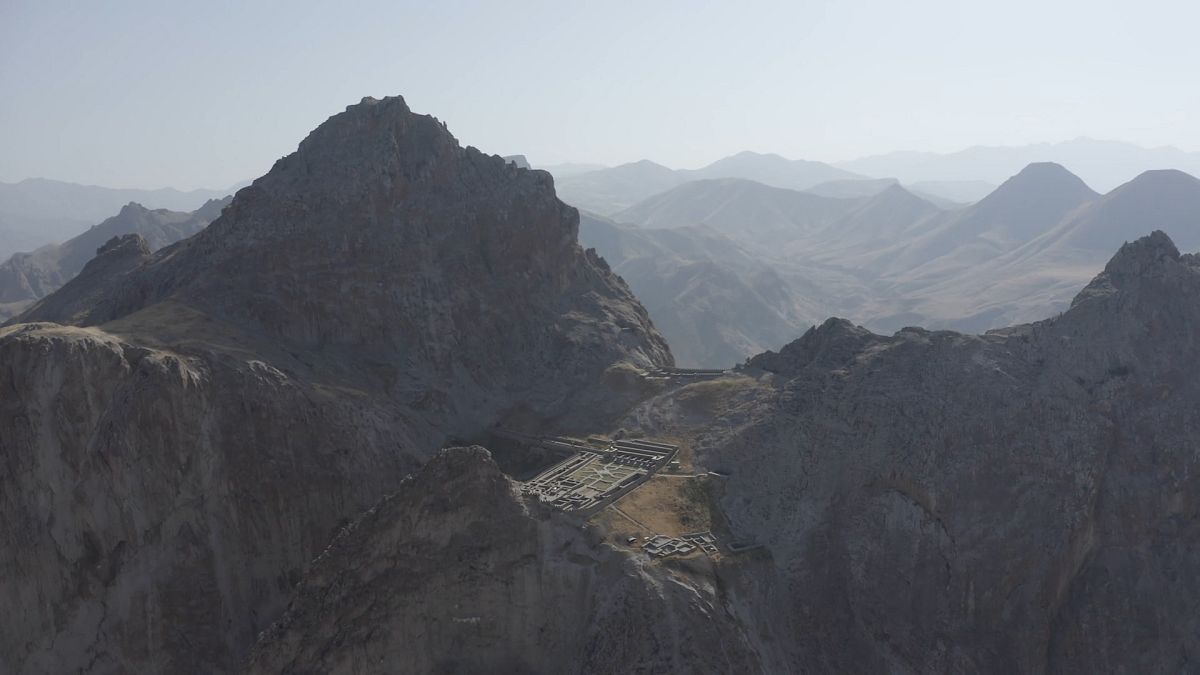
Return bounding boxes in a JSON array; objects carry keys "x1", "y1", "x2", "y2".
[
  {"x1": 621, "y1": 231, "x2": 1200, "y2": 673},
  {"x1": 0, "y1": 96, "x2": 670, "y2": 674}
]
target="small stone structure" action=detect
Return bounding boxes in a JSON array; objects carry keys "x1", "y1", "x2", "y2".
[
  {"x1": 643, "y1": 535, "x2": 696, "y2": 557},
  {"x1": 641, "y1": 531, "x2": 721, "y2": 558}
]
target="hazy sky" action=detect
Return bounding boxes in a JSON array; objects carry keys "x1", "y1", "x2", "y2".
[{"x1": 2, "y1": 0, "x2": 1198, "y2": 189}]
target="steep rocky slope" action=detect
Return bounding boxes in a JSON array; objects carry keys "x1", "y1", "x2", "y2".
[
  {"x1": 0, "y1": 198, "x2": 229, "y2": 320},
  {"x1": 245, "y1": 447, "x2": 762, "y2": 674},
  {"x1": 0, "y1": 96, "x2": 670, "y2": 674},
  {"x1": 620, "y1": 231, "x2": 1200, "y2": 672}
]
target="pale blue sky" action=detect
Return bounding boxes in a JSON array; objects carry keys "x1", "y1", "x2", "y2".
[{"x1": 2, "y1": 0, "x2": 1198, "y2": 189}]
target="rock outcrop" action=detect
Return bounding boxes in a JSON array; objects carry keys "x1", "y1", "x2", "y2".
[
  {"x1": 622, "y1": 231, "x2": 1200, "y2": 673},
  {"x1": 246, "y1": 447, "x2": 761, "y2": 674},
  {"x1": 0, "y1": 96, "x2": 670, "y2": 674}
]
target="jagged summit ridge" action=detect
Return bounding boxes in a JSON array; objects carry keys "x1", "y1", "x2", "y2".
[
  {"x1": 1070, "y1": 230, "x2": 1196, "y2": 307},
  {"x1": 96, "y1": 232, "x2": 151, "y2": 257},
  {"x1": 17, "y1": 94, "x2": 670, "y2": 371},
  {"x1": 207, "y1": 95, "x2": 560, "y2": 240},
  {"x1": 1105, "y1": 229, "x2": 1181, "y2": 273}
]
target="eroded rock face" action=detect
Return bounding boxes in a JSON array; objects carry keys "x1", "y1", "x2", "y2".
[
  {"x1": 245, "y1": 447, "x2": 762, "y2": 675},
  {"x1": 0, "y1": 322, "x2": 417, "y2": 674},
  {"x1": 622, "y1": 231, "x2": 1200, "y2": 673},
  {"x1": 0, "y1": 96, "x2": 670, "y2": 674}
]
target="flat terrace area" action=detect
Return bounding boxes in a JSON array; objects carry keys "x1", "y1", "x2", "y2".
[
  {"x1": 520, "y1": 437, "x2": 678, "y2": 512},
  {"x1": 642, "y1": 366, "x2": 730, "y2": 382}
]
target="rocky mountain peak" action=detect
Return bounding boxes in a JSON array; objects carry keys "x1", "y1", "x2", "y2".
[
  {"x1": 207, "y1": 95, "x2": 559, "y2": 242},
  {"x1": 747, "y1": 317, "x2": 876, "y2": 375},
  {"x1": 12, "y1": 234, "x2": 153, "y2": 325},
  {"x1": 254, "y1": 96, "x2": 453, "y2": 191},
  {"x1": 411, "y1": 445, "x2": 513, "y2": 501},
  {"x1": 116, "y1": 201, "x2": 150, "y2": 216},
  {"x1": 16, "y1": 92, "x2": 671, "y2": 417},
  {"x1": 19, "y1": 95, "x2": 671, "y2": 369},
  {"x1": 1104, "y1": 229, "x2": 1181, "y2": 272},
  {"x1": 96, "y1": 232, "x2": 152, "y2": 257},
  {"x1": 1070, "y1": 230, "x2": 1192, "y2": 308}
]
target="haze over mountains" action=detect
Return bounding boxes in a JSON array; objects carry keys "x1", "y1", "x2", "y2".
[
  {"x1": 573, "y1": 157, "x2": 1200, "y2": 366},
  {"x1": 11, "y1": 138, "x2": 1192, "y2": 369},
  {"x1": 542, "y1": 137, "x2": 1200, "y2": 218},
  {"x1": 580, "y1": 213, "x2": 825, "y2": 367},
  {"x1": 0, "y1": 178, "x2": 242, "y2": 258},
  {"x1": 837, "y1": 137, "x2": 1200, "y2": 193},
  {"x1": 2, "y1": 90, "x2": 1200, "y2": 673},
  {"x1": 7, "y1": 0, "x2": 1200, "y2": 669},
  {"x1": 5, "y1": 94, "x2": 1200, "y2": 673},
  {"x1": 0, "y1": 198, "x2": 231, "y2": 320},
  {"x1": 552, "y1": 151, "x2": 876, "y2": 215}
]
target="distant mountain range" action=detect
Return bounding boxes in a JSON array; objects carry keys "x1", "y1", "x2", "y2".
[
  {"x1": 579, "y1": 212, "x2": 827, "y2": 367},
  {"x1": 542, "y1": 138, "x2": 1200, "y2": 215},
  {"x1": 551, "y1": 151, "x2": 865, "y2": 214},
  {"x1": 0, "y1": 177, "x2": 243, "y2": 258},
  {"x1": 546, "y1": 151, "x2": 996, "y2": 216},
  {"x1": 616, "y1": 178, "x2": 854, "y2": 243},
  {"x1": 8, "y1": 140, "x2": 1199, "y2": 368},
  {"x1": 837, "y1": 137, "x2": 1200, "y2": 193},
  {"x1": 603, "y1": 162, "x2": 1200, "y2": 364},
  {"x1": 0, "y1": 197, "x2": 231, "y2": 320}
]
